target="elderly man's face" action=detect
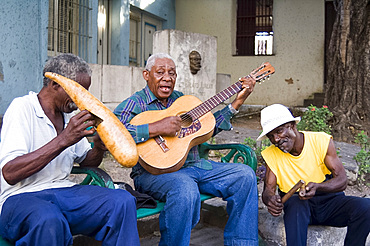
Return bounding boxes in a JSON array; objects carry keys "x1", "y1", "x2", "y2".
[
  {"x1": 143, "y1": 58, "x2": 177, "y2": 103},
  {"x1": 56, "y1": 72, "x2": 91, "y2": 113},
  {"x1": 266, "y1": 123, "x2": 297, "y2": 153}
]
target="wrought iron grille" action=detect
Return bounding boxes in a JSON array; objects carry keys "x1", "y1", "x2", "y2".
[
  {"x1": 236, "y1": 0, "x2": 273, "y2": 56},
  {"x1": 48, "y1": 0, "x2": 92, "y2": 61}
]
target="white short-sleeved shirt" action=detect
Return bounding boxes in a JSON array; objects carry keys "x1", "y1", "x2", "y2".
[{"x1": 0, "y1": 92, "x2": 91, "y2": 213}]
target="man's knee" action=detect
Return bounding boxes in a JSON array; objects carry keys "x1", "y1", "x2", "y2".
[
  {"x1": 167, "y1": 182, "x2": 200, "y2": 203},
  {"x1": 227, "y1": 163, "x2": 256, "y2": 181},
  {"x1": 229, "y1": 164, "x2": 257, "y2": 192},
  {"x1": 33, "y1": 205, "x2": 66, "y2": 225},
  {"x1": 284, "y1": 197, "x2": 310, "y2": 217},
  {"x1": 356, "y1": 198, "x2": 370, "y2": 223},
  {"x1": 239, "y1": 164, "x2": 257, "y2": 181},
  {"x1": 25, "y1": 206, "x2": 70, "y2": 241}
]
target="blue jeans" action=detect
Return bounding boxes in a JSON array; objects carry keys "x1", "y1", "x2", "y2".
[
  {"x1": 134, "y1": 160, "x2": 259, "y2": 246},
  {"x1": 0, "y1": 185, "x2": 140, "y2": 246},
  {"x1": 283, "y1": 192, "x2": 370, "y2": 246}
]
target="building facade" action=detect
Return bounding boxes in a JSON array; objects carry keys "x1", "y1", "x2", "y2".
[{"x1": 0, "y1": 0, "x2": 328, "y2": 116}]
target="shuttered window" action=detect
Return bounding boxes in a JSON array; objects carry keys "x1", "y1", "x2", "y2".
[
  {"x1": 236, "y1": 0, "x2": 273, "y2": 56},
  {"x1": 48, "y1": 0, "x2": 92, "y2": 61},
  {"x1": 129, "y1": 11, "x2": 141, "y2": 66}
]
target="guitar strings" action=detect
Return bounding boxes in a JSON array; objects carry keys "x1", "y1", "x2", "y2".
[{"x1": 179, "y1": 67, "x2": 272, "y2": 122}]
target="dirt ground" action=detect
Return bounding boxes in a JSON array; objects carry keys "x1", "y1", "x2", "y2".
[{"x1": 99, "y1": 114, "x2": 369, "y2": 199}]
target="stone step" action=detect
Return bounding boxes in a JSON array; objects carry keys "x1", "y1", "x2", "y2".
[
  {"x1": 203, "y1": 196, "x2": 370, "y2": 246},
  {"x1": 303, "y1": 92, "x2": 325, "y2": 107}
]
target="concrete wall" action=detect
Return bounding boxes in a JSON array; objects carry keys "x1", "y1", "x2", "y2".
[
  {"x1": 175, "y1": 0, "x2": 325, "y2": 107},
  {"x1": 89, "y1": 64, "x2": 147, "y2": 111}
]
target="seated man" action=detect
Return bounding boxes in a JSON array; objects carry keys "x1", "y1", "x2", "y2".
[
  {"x1": 114, "y1": 53, "x2": 258, "y2": 246},
  {"x1": 0, "y1": 54, "x2": 140, "y2": 246},
  {"x1": 260, "y1": 104, "x2": 370, "y2": 246}
]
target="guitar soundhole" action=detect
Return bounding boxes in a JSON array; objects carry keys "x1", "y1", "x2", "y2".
[
  {"x1": 177, "y1": 113, "x2": 201, "y2": 138},
  {"x1": 180, "y1": 113, "x2": 193, "y2": 128},
  {"x1": 178, "y1": 119, "x2": 202, "y2": 138}
]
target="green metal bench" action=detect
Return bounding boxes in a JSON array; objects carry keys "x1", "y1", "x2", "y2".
[{"x1": 0, "y1": 142, "x2": 257, "y2": 245}]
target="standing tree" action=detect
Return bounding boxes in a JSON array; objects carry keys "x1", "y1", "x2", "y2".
[{"x1": 325, "y1": 0, "x2": 369, "y2": 142}]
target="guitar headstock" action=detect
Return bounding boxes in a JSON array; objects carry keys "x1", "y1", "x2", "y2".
[{"x1": 249, "y1": 62, "x2": 275, "y2": 82}]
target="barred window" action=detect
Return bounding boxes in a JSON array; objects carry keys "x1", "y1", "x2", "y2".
[
  {"x1": 48, "y1": 0, "x2": 92, "y2": 61},
  {"x1": 236, "y1": 0, "x2": 273, "y2": 56}
]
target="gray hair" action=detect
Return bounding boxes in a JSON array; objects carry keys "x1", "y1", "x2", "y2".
[
  {"x1": 42, "y1": 53, "x2": 92, "y2": 87},
  {"x1": 145, "y1": 53, "x2": 176, "y2": 71}
]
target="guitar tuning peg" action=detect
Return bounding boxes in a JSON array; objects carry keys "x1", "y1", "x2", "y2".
[{"x1": 267, "y1": 76, "x2": 270, "y2": 80}]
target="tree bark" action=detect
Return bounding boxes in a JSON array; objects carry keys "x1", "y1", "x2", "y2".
[{"x1": 325, "y1": 0, "x2": 370, "y2": 142}]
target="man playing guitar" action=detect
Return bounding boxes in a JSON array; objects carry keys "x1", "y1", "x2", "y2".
[{"x1": 114, "y1": 53, "x2": 259, "y2": 246}]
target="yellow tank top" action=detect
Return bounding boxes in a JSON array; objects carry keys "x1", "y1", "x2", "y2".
[{"x1": 261, "y1": 131, "x2": 332, "y2": 193}]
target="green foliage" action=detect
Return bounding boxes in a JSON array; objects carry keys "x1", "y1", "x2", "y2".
[
  {"x1": 208, "y1": 137, "x2": 224, "y2": 158},
  {"x1": 243, "y1": 137, "x2": 270, "y2": 157},
  {"x1": 353, "y1": 131, "x2": 370, "y2": 186},
  {"x1": 243, "y1": 137, "x2": 271, "y2": 181},
  {"x1": 297, "y1": 105, "x2": 333, "y2": 134}
]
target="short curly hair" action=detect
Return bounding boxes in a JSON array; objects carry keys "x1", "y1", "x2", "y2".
[
  {"x1": 145, "y1": 53, "x2": 176, "y2": 72},
  {"x1": 42, "y1": 53, "x2": 92, "y2": 87}
]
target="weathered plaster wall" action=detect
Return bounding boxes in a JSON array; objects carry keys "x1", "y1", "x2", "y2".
[
  {"x1": 110, "y1": 0, "x2": 176, "y2": 66},
  {"x1": 0, "y1": 0, "x2": 99, "y2": 116},
  {"x1": 89, "y1": 64, "x2": 146, "y2": 111},
  {"x1": 175, "y1": 0, "x2": 325, "y2": 107},
  {"x1": 153, "y1": 30, "x2": 217, "y2": 102}
]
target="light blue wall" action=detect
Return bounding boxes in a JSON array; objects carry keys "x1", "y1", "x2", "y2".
[
  {"x1": 110, "y1": 0, "x2": 176, "y2": 66},
  {"x1": 0, "y1": 0, "x2": 99, "y2": 116},
  {"x1": 129, "y1": 0, "x2": 176, "y2": 29},
  {"x1": 0, "y1": 0, "x2": 49, "y2": 116},
  {"x1": 0, "y1": 0, "x2": 174, "y2": 116}
]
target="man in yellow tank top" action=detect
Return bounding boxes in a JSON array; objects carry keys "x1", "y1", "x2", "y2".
[{"x1": 259, "y1": 104, "x2": 370, "y2": 246}]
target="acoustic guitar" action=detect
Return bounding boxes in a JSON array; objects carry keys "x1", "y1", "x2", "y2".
[{"x1": 130, "y1": 62, "x2": 275, "y2": 175}]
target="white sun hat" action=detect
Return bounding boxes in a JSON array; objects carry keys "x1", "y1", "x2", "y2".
[{"x1": 257, "y1": 104, "x2": 301, "y2": 141}]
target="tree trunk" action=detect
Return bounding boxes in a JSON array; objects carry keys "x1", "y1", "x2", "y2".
[{"x1": 325, "y1": 0, "x2": 370, "y2": 142}]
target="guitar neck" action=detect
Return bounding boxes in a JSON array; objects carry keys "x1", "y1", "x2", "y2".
[
  {"x1": 183, "y1": 62, "x2": 275, "y2": 121},
  {"x1": 187, "y1": 80, "x2": 243, "y2": 120}
]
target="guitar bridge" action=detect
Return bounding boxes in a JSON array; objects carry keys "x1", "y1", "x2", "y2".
[{"x1": 154, "y1": 135, "x2": 170, "y2": 153}]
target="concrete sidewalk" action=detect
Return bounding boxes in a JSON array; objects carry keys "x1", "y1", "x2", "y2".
[{"x1": 140, "y1": 224, "x2": 224, "y2": 246}]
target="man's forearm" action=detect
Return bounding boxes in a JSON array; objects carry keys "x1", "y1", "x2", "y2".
[
  {"x1": 316, "y1": 175, "x2": 348, "y2": 193},
  {"x1": 80, "y1": 147, "x2": 105, "y2": 167},
  {"x1": 2, "y1": 137, "x2": 68, "y2": 185}
]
